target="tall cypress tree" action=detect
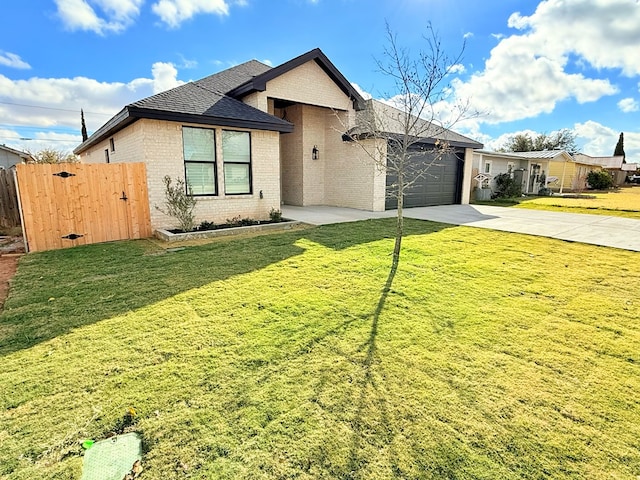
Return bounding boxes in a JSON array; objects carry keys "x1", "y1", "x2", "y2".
[
  {"x1": 613, "y1": 132, "x2": 625, "y2": 163},
  {"x1": 81, "y1": 109, "x2": 88, "y2": 142}
]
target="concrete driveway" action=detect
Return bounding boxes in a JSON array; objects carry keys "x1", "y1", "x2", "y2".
[{"x1": 281, "y1": 204, "x2": 640, "y2": 252}]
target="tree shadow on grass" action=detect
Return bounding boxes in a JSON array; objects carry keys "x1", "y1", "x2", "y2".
[
  {"x1": 345, "y1": 257, "x2": 399, "y2": 479},
  {"x1": 0, "y1": 218, "x2": 452, "y2": 357}
]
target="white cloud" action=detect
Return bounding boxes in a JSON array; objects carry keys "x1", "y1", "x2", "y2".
[
  {"x1": 152, "y1": 0, "x2": 230, "y2": 28},
  {"x1": 351, "y1": 83, "x2": 372, "y2": 100},
  {"x1": 618, "y1": 97, "x2": 639, "y2": 113},
  {"x1": 0, "y1": 61, "x2": 183, "y2": 139},
  {"x1": 0, "y1": 52, "x2": 31, "y2": 70},
  {"x1": 573, "y1": 121, "x2": 639, "y2": 160},
  {"x1": 508, "y1": 0, "x2": 640, "y2": 76},
  {"x1": 54, "y1": 0, "x2": 144, "y2": 35},
  {"x1": 448, "y1": 64, "x2": 465, "y2": 75},
  {"x1": 574, "y1": 120, "x2": 620, "y2": 156},
  {"x1": 451, "y1": 0, "x2": 640, "y2": 125},
  {"x1": 150, "y1": 62, "x2": 184, "y2": 93}
]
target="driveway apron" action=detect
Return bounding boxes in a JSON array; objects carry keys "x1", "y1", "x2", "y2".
[{"x1": 282, "y1": 204, "x2": 640, "y2": 252}]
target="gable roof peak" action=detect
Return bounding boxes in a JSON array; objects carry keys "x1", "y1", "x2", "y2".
[{"x1": 227, "y1": 48, "x2": 366, "y2": 110}]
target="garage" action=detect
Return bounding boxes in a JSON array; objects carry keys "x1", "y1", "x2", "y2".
[{"x1": 385, "y1": 146, "x2": 465, "y2": 209}]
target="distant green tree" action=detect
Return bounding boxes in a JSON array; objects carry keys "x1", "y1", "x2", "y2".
[
  {"x1": 501, "y1": 129, "x2": 578, "y2": 154},
  {"x1": 81, "y1": 109, "x2": 88, "y2": 142},
  {"x1": 613, "y1": 132, "x2": 625, "y2": 163}
]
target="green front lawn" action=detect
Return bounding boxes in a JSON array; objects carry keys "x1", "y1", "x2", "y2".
[
  {"x1": 476, "y1": 186, "x2": 640, "y2": 219},
  {"x1": 1, "y1": 220, "x2": 639, "y2": 479}
]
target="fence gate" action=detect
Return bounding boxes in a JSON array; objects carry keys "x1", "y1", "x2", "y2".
[
  {"x1": 0, "y1": 169, "x2": 20, "y2": 229},
  {"x1": 16, "y1": 162, "x2": 152, "y2": 252}
]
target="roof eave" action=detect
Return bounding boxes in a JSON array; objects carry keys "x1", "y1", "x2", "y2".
[
  {"x1": 344, "y1": 131, "x2": 483, "y2": 150},
  {"x1": 74, "y1": 108, "x2": 134, "y2": 154},
  {"x1": 128, "y1": 107, "x2": 293, "y2": 133}
]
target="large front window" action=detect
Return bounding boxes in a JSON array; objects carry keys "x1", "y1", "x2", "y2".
[
  {"x1": 223, "y1": 130, "x2": 251, "y2": 194},
  {"x1": 183, "y1": 127, "x2": 216, "y2": 195}
]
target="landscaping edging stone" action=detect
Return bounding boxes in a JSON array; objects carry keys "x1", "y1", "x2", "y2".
[{"x1": 155, "y1": 220, "x2": 303, "y2": 242}]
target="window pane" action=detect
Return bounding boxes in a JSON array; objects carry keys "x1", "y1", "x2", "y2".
[
  {"x1": 183, "y1": 127, "x2": 215, "y2": 162},
  {"x1": 223, "y1": 131, "x2": 250, "y2": 163},
  {"x1": 186, "y1": 162, "x2": 216, "y2": 195},
  {"x1": 224, "y1": 163, "x2": 250, "y2": 194}
]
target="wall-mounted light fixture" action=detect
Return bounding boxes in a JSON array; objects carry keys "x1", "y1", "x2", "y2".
[{"x1": 312, "y1": 145, "x2": 319, "y2": 160}]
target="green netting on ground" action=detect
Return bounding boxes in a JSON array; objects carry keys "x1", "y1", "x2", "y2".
[{"x1": 81, "y1": 432, "x2": 142, "y2": 480}]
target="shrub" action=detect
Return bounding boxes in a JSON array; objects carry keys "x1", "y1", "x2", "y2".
[
  {"x1": 493, "y1": 173, "x2": 522, "y2": 199},
  {"x1": 197, "y1": 220, "x2": 216, "y2": 231},
  {"x1": 226, "y1": 216, "x2": 258, "y2": 227},
  {"x1": 269, "y1": 208, "x2": 283, "y2": 223},
  {"x1": 587, "y1": 170, "x2": 613, "y2": 190},
  {"x1": 156, "y1": 176, "x2": 197, "y2": 232}
]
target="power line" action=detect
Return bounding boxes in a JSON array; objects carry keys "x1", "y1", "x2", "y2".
[
  {"x1": 0, "y1": 124, "x2": 81, "y2": 132},
  {"x1": 0, "y1": 136, "x2": 79, "y2": 143},
  {"x1": 0, "y1": 101, "x2": 112, "y2": 116}
]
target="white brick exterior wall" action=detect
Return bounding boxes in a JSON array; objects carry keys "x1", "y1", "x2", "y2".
[{"x1": 80, "y1": 119, "x2": 280, "y2": 229}]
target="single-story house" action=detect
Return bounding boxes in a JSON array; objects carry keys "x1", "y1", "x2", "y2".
[
  {"x1": 546, "y1": 153, "x2": 611, "y2": 192},
  {"x1": 573, "y1": 153, "x2": 626, "y2": 186},
  {"x1": 471, "y1": 150, "x2": 574, "y2": 198},
  {"x1": 0, "y1": 144, "x2": 33, "y2": 169},
  {"x1": 75, "y1": 49, "x2": 482, "y2": 230}
]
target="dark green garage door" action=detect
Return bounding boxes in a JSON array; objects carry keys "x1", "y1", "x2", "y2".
[{"x1": 385, "y1": 148, "x2": 464, "y2": 209}]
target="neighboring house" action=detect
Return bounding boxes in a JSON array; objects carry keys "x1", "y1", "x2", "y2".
[
  {"x1": 75, "y1": 48, "x2": 482, "y2": 230},
  {"x1": 547, "y1": 153, "x2": 608, "y2": 192},
  {"x1": 622, "y1": 162, "x2": 640, "y2": 183},
  {"x1": 471, "y1": 150, "x2": 574, "y2": 197},
  {"x1": 573, "y1": 153, "x2": 625, "y2": 186},
  {"x1": 0, "y1": 144, "x2": 33, "y2": 169}
]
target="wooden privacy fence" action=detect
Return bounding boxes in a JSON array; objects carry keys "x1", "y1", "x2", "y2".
[
  {"x1": 16, "y1": 163, "x2": 152, "y2": 252},
  {"x1": 0, "y1": 168, "x2": 20, "y2": 229}
]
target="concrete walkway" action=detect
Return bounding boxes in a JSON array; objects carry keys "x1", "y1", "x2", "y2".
[{"x1": 281, "y1": 204, "x2": 640, "y2": 252}]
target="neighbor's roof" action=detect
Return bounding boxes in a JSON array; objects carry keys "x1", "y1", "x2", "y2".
[
  {"x1": 0, "y1": 144, "x2": 34, "y2": 161},
  {"x1": 573, "y1": 153, "x2": 624, "y2": 168},
  {"x1": 348, "y1": 99, "x2": 483, "y2": 149},
  {"x1": 75, "y1": 49, "x2": 368, "y2": 155},
  {"x1": 476, "y1": 149, "x2": 575, "y2": 162}
]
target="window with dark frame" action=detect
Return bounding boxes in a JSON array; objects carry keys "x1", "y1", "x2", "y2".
[
  {"x1": 109, "y1": 138, "x2": 115, "y2": 152},
  {"x1": 183, "y1": 126, "x2": 217, "y2": 196},
  {"x1": 222, "y1": 130, "x2": 251, "y2": 195},
  {"x1": 104, "y1": 149, "x2": 110, "y2": 163}
]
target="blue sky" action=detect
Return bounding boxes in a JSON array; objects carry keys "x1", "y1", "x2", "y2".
[{"x1": 1, "y1": 0, "x2": 639, "y2": 160}]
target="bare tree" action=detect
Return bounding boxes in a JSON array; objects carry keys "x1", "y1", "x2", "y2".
[
  {"x1": 344, "y1": 23, "x2": 473, "y2": 270},
  {"x1": 27, "y1": 148, "x2": 78, "y2": 164}
]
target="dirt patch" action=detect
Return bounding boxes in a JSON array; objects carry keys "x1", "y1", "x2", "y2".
[{"x1": 0, "y1": 236, "x2": 25, "y2": 309}]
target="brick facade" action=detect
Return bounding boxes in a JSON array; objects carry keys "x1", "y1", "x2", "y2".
[
  {"x1": 80, "y1": 119, "x2": 280, "y2": 229},
  {"x1": 79, "y1": 56, "x2": 474, "y2": 232}
]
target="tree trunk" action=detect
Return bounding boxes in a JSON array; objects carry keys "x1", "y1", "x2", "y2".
[{"x1": 392, "y1": 178, "x2": 404, "y2": 272}]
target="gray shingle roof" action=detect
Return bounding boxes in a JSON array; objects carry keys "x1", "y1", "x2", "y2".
[
  {"x1": 195, "y1": 60, "x2": 272, "y2": 94},
  {"x1": 75, "y1": 60, "x2": 291, "y2": 154},
  {"x1": 348, "y1": 99, "x2": 483, "y2": 149}
]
